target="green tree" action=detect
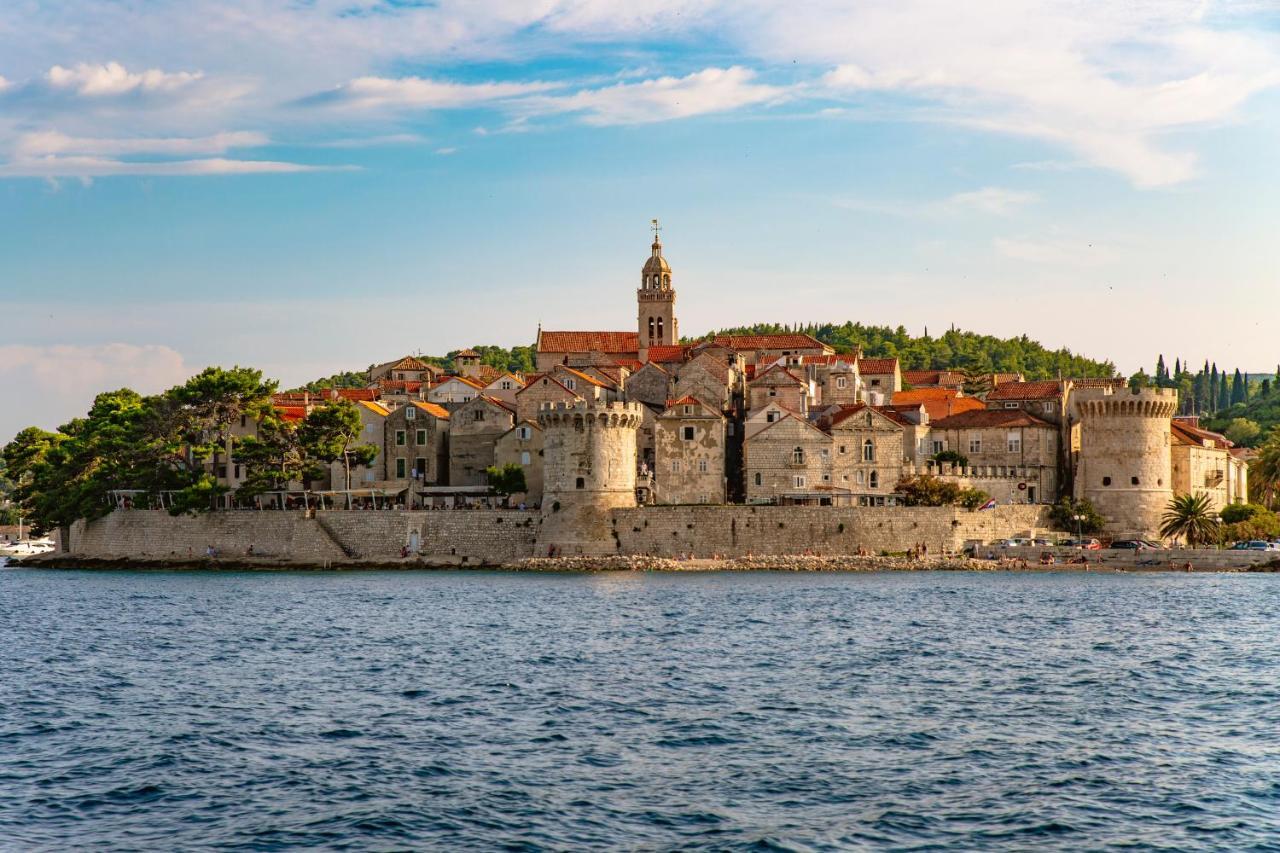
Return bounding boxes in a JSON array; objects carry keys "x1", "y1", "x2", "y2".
[
  {"x1": 932, "y1": 449, "x2": 968, "y2": 468},
  {"x1": 896, "y1": 474, "x2": 962, "y2": 507},
  {"x1": 484, "y1": 463, "x2": 528, "y2": 498},
  {"x1": 1224, "y1": 418, "x2": 1261, "y2": 447},
  {"x1": 1128, "y1": 369, "x2": 1151, "y2": 391},
  {"x1": 1049, "y1": 497, "x2": 1105, "y2": 535},
  {"x1": 1160, "y1": 493, "x2": 1220, "y2": 546},
  {"x1": 298, "y1": 401, "x2": 379, "y2": 491},
  {"x1": 956, "y1": 487, "x2": 991, "y2": 511}
]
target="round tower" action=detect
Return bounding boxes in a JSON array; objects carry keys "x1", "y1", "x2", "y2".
[
  {"x1": 537, "y1": 400, "x2": 643, "y2": 555},
  {"x1": 1074, "y1": 386, "x2": 1178, "y2": 539}
]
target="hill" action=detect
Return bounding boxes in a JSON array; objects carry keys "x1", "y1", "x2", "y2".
[{"x1": 698, "y1": 322, "x2": 1117, "y2": 380}]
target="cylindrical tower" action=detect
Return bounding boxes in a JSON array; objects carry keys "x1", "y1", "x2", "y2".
[
  {"x1": 1074, "y1": 386, "x2": 1178, "y2": 539},
  {"x1": 537, "y1": 400, "x2": 643, "y2": 555}
]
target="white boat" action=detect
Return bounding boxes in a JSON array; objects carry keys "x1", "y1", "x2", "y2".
[{"x1": 0, "y1": 518, "x2": 56, "y2": 558}]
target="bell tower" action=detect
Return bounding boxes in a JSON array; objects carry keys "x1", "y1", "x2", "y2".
[{"x1": 637, "y1": 218, "x2": 677, "y2": 362}]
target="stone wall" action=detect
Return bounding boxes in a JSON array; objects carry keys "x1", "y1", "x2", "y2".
[{"x1": 66, "y1": 504, "x2": 1052, "y2": 565}]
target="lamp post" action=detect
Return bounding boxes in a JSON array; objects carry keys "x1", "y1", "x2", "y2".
[{"x1": 1073, "y1": 513, "x2": 1085, "y2": 547}]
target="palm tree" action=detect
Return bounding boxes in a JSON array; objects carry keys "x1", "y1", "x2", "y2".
[
  {"x1": 1160, "y1": 493, "x2": 1220, "y2": 547},
  {"x1": 1250, "y1": 429, "x2": 1280, "y2": 510}
]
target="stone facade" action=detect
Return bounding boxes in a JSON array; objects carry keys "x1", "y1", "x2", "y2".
[
  {"x1": 748, "y1": 365, "x2": 811, "y2": 414},
  {"x1": 928, "y1": 408, "x2": 1059, "y2": 504},
  {"x1": 743, "y1": 415, "x2": 831, "y2": 503},
  {"x1": 448, "y1": 395, "x2": 516, "y2": 486},
  {"x1": 654, "y1": 397, "x2": 726, "y2": 505},
  {"x1": 1074, "y1": 386, "x2": 1178, "y2": 538},
  {"x1": 516, "y1": 374, "x2": 581, "y2": 424},
  {"x1": 384, "y1": 401, "x2": 449, "y2": 486},
  {"x1": 494, "y1": 421, "x2": 545, "y2": 506},
  {"x1": 824, "y1": 405, "x2": 907, "y2": 503},
  {"x1": 624, "y1": 362, "x2": 673, "y2": 408}
]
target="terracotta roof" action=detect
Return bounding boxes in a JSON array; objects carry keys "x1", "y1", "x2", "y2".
[
  {"x1": 827, "y1": 403, "x2": 912, "y2": 428},
  {"x1": 478, "y1": 394, "x2": 516, "y2": 414},
  {"x1": 713, "y1": 333, "x2": 830, "y2": 352},
  {"x1": 455, "y1": 348, "x2": 481, "y2": 358},
  {"x1": 434, "y1": 375, "x2": 486, "y2": 390},
  {"x1": 857, "y1": 357, "x2": 899, "y2": 375},
  {"x1": 662, "y1": 395, "x2": 719, "y2": 414},
  {"x1": 645, "y1": 345, "x2": 689, "y2": 364},
  {"x1": 485, "y1": 372, "x2": 526, "y2": 389},
  {"x1": 556, "y1": 366, "x2": 608, "y2": 388},
  {"x1": 409, "y1": 401, "x2": 450, "y2": 419},
  {"x1": 389, "y1": 355, "x2": 432, "y2": 371},
  {"x1": 986, "y1": 380, "x2": 1064, "y2": 401},
  {"x1": 357, "y1": 401, "x2": 391, "y2": 417},
  {"x1": 991, "y1": 372, "x2": 1024, "y2": 386},
  {"x1": 932, "y1": 408, "x2": 1055, "y2": 429},
  {"x1": 903, "y1": 369, "x2": 964, "y2": 387},
  {"x1": 377, "y1": 380, "x2": 423, "y2": 393},
  {"x1": 612, "y1": 358, "x2": 645, "y2": 373},
  {"x1": 1171, "y1": 420, "x2": 1231, "y2": 449},
  {"x1": 274, "y1": 405, "x2": 307, "y2": 422},
  {"x1": 750, "y1": 364, "x2": 807, "y2": 386},
  {"x1": 539, "y1": 331, "x2": 640, "y2": 354},
  {"x1": 327, "y1": 388, "x2": 378, "y2": 402}
]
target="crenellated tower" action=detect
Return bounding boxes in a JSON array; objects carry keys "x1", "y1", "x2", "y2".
[
  {"x1": 637, "y1": 219, "x2": 677, "y2": 361},
  {"x1": 1073, "y1": 386, "x2": 1178, "y2": 539}
]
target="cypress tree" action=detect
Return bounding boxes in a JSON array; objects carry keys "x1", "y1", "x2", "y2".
[
  {"x1": 1264, "y1": 378, "x2": 1273, "y2": 397},
  {"x1": 1156, "y1": 354, "x2": 1167, "y2": 385},
  {"x1": 1174, "y1": 357, "x2": 1181, "y2": 378},
  {"x1": 1232, "y1": 368, "x2": 1245, "y2": 405},
  {"x1": 1217, "y1": 372, "x2": 1228, "y2": 410}
]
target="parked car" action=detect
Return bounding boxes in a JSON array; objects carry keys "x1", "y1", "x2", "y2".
[
  {"x1": 1062, "y1": 537, "x2": 1101, "y2": 550},
  {"x1": 1109, "y1": 540, "x2": 1148, "y2": 550},
  {"x1": 1230, "y1": 540, "x2": 1277, "y2": 551},
  {"x1": 996, "y1": 537, "x2": 1032, "y2": 548}
]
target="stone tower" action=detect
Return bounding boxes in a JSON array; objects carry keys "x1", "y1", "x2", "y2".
[
  {"x1": 1073, "y1": 386, "x2": 1178, "y2": 539},
  {"x1": 637, "y1": 221, "x2": 677, "y2": 361},
  {"x1": 537, "y1": 400, "x2": 643, "y2": 555}
]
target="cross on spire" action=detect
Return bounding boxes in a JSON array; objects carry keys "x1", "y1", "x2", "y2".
[{"x1": 650, "y1": 218, "x2": 662, "y2": 242}]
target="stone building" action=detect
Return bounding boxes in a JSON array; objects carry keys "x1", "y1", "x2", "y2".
[
  {"x1": 448, "y1": 395, "x2": 516, "y2": 486},
  {"x1": 384, "y1": 401, "x2": 449, "y2": 487},
  {"x1": 822, "y1": 404, "x2": 909, "y2": 504},
  {"x1": 1074, "y1": 386, "x2": 1178, "y2": 538},
  {"x1": 673, "y1": 351, "x2": 738, "y2": 412},
  {"x1": 453, "y1": 349, "x2": 483, "y2": 379},
  {"x1": 537, "y1": 400, "x2": 644, "y2": 554},
  {"x1": 743, "y1": 414, "x2": 833, "y2": 504},
  {"x1": 493, "y1": 421, "x2": 545, "y2": 506},
  {"x1": 711, "y1": 333, "x2": 832, "y2": 367},
  {"x1": 625, "y1": 362, "x2": 674, "y2": 408},
  {"x1": 515, "y1": 374, "x2": 582, "y2": 424},
  {"x1": 369, "y1": 355, "x2": 441, "y2": 385},
  {"x1": 856, "y1": 356, "x2": 901, "y2": 404},
  {"x1": 482, "y1": 372, "x2": 526, "y2": 407},
  {"x1": 637, "y1": 225, "x2": 678, "y2": 361},
  {"x1": 927, "y1": 408, "x2": 1059, "y2": 504},
  {"x1": 1170, "y1": 418, "x2": 1247, "y2": 514},
  {"x1": 748, "y1": 365, "x2": 811, "y2": 415},
  {"x1": 428, "y1": 375, "x2": 485, "y2": 409},
  {"x1": 654, "y1": 396, "x2": 727, "y2": 505}
]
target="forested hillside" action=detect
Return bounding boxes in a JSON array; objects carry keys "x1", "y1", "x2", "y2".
[{"x1": 699, "y1": 322, "x2": 1117, "y2": 380}]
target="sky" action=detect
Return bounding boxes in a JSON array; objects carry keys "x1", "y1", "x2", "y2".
[{"x1": 1, "y1": 0, "x2": 1278, "y2": 443}]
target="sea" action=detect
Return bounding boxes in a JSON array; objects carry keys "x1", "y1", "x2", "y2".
[{"x1": 2, "y1": 567, "x2": 1279, "y2": 851}]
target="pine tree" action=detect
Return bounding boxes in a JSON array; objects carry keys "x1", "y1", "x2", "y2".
[
  {"x1": 1174, "y1": 357, "x2": 1181, "y2": 377},
  {"x1": 1232, "y1": 368, "x2": 1245, "y2": 405},
  {"x1": 1156, "y1": 354, "x2": 1168, "y2": 385}
]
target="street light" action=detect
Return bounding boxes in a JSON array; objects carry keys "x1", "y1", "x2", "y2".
[{"x1": 1073, "y1": 513, "x2": 1085, "y2": 546}]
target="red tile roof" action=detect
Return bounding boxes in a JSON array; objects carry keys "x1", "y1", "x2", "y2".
[
  {"x1": 645, "y1": 345, "x2": 689, "y2": 364},
  {"x1": 662, "y1": 395, "x2": 719, "y2": 414},
  {"x1": 1171, "y1": 420, "x2": 1231, "y2": 448},
  {"x1": 389, "y1": 355, "x2": 432, "y2": 371},
  {"x1": 986, "y1": 380, "x2": 1064, "y2": 401},
  {"x1": 857, "y1": 357, "x2": 899, "y2": 375},
  {"x1": 891, "y1": 388, "x2": 985, "y2": 421},
  {"x1": 713, "y1": 333, "x2": 830, "y2": 352},
  {"x1": 902, "y1": 369, "x2": 963, "y2": 387},
  {"x1": 539, "y1": 331, "x2": 640, "y2": 354},
  {"x1": 377, "y1": 380, "x2": 424, "y2": 393},
  {"x1": 931, "y1": 408, "x2": 1054, "y2": 429},
  {"x1": 409, "y1": 401, "x2": 450, "y2": 419},
  {"x1": 455, "y1": 348, "x2": 481, "y2": 358},
  {"x1": 556, "y1": 365, "x2": 608, "y2": 388},
  {"x1": 274, "y1": 405, "x2": 307, "y2": 422}
]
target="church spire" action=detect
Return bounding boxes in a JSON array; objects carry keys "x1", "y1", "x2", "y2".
[{"x1": 638, "y1": 219, "x2": 677, "y2": 360}]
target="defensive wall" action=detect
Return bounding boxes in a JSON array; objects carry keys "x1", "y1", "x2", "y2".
[{"x1": 63, "y1": 504, "x2": 1051, "y2": 565}]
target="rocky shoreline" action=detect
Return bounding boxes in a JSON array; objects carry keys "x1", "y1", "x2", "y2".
[{"x1": 11, "y1": 552, "x2": 1274, "y2": 573}]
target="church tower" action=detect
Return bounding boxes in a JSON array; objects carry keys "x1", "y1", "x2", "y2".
[{"x1": 637, "y1": 219, "x2": 678, "y2": 361}]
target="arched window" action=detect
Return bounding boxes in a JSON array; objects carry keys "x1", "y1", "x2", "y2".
[
  {"x1": 862, "y1": 439, "x2": 875, "y2": 462},
  {"x1": 869, "y1": 470, "x2": 879, "y2": 489},
  {"x1": 792, "y1": 446, "x2": 805, "y2": 464},
  {"x1": 648, "y1": 317, "x2": 655, "y2": 339},
  {"x1": 856, "y1": 470, "x2": 865, "y2": 485},
  {"x1": 663, "y1": 274, "x2": 670, "y2": 287},
  {"x1": 754, "y1": 472, "x2": 762, "y2": 486},
  {"x1": 657, "y1": 317, "x2": 664, "y2": 340}
]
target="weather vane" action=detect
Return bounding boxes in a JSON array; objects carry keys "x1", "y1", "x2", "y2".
[{"x1": 651, "y1": 218, "x2": 661, "y2": 240}]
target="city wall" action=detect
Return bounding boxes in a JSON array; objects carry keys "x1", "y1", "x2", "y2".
[{"x1": 64, "y1": 504, "x2": 1051, "y2": 565}]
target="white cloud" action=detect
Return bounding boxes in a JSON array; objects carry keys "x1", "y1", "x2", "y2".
[
  {"x1": 834, "y1": 186, "x2": 1036, "y2": 218},
  {"x1": 525, "y1": 66, "x2": 785, "y2": 125},
  {"x1": 0, "y1": 156, "x2": 346, "y2": 178},
  {"x1": 309, "y1": 76, "x2": 556, "y2": 110},
  {"x1": 0, "y1": 343, "x2": 191, "y2": 440},
  {"x1": 13, "y1": 130, "x2": 268, "y2": 158},
  {"x1": 943, "y1": 187, "x2": 1037, "y2": 215},
  {"x1": 46, "y1": 61, "x2": 203, "y2": 96}
]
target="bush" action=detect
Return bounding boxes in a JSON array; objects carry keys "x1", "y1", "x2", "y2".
[
  {"x1": 933, "y1": 450, "x2": 968, "y2": 468},
  {"x1": 957, "y1": 488, "x2": 991, "y2": 511},
  {"x1": 1220, "y1": 502, "x2": 1267, "y2": 525},
  {"x1": 1049, "y1": 497, "x2": 1105, "y2": 534},
  {"x1": 896, "y1": 474, "x2": 961, "y2": 507}
]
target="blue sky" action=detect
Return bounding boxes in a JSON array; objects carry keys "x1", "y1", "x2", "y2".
[{"x1": 1, "y1": 1, "x2": 1278, "y2": 441}]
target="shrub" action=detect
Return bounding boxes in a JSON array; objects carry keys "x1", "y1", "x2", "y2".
[
  {"x1": 896, "y1": 474, "x2": 960, "y2": 507},
  {"x1": 932, "y1": 450, "x2": 969, "y2": 468},
  {"x1": 957, "y1": 488, "x2": 991, "y2": 511},
  {"x1": 1049, "y1": 497, "x2": 1105, "y2": 534}
]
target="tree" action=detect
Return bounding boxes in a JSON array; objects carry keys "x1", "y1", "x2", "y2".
[
  {"x1": 1224, "y1": 418, "x2": 1261, "y2": 447},
  {"x1": 484, "y1": 464, "x2": 527, "y2": 498},
  {"x1": 1155, "y1": 354, "x2": 1168, "y2": 385},
  {"x1": 1049, "y1": 497, "x2": 1105, "y2": 535},
  {"x1": 1160, "y1": 493, "x2": 1220, "y2": 546},
  {"x1": 170, "y1": 367, "x2": 277, "y2": 507},
  {"x1": 932, "y1": 450, "x2": 968, "y2": 468},
  {"x1": 956, "y1": 487, "x2": 991, "y2": 510},
  {"x1": 1251, "y1": 428, "x2": 1280, "y2": 510},
  {"x1": 298, "y1": 401, "x2": 379, "y2": 491},
  {"x1": 896, "y1": 474, "x2": 961, "y2": 507},
  {"x1": 1232, "y1": 368, "x2": 1246, "y2": 406},
  {"x1": 1128, "y1": 369, "x2": 1151, "y2": 391}
]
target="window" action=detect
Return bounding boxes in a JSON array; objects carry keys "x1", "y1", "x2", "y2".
[
  {"x1": 521, "y1": 451, "x2": 531, "y2": 465},
  {"x1": 396, "y1": 458, "x2": 406, "y2": 478},
  {"x1": 836, "y1": 376, "x2": 847, "y2": 389},
  {"x1": 473, "y1": 409, "x2": 485, "y2": 422},
  {"x1": 869, "y1": 470, "x2": 879, "y2": 489},
  {"x1": 794, "y1": 475, "x2": 807, "y2": 488},
  {"x1": 671, "y1": 460, "x2": 682, "y2": 474},
  {"x1": 415, "y1": 458, "x2": 426, "y2": 478},
  {"x1": 871, "y1": 379, "x2": 881, "y2": 387},
  {"x1": 766, "y1": 411, "x2": 779, "y2": 423},
  {"x1": 1131, "y1": 476, "x2": 1140, "y2": 485},
  {"x1": 822, "y1": 473, "x2": 830, "y2": 481},
  {"x1": 969, "y1": 437, "x2": 982, "y2": 453},
  {"x1": 682, "y1": 426, "x2": 695, "y2": 441},
  {"x1": 683, "y1": 405, "x2": 694, "y2": 415},
  {"x1": 501, "y1": 381, "x2": 512, "y2": 390},
  {"x1": 754, "y1": 472, "x2": 762, "y2": 486},
  {"x1": 576, "y1": 477, "x2": 585, "y2": 489},
  {"x1": 839, "y1": 444, "x2": 847, "y2": 454},
  {"x1": 1004, "y1": 402, "x2": 1019, "y2": 409},
  {"x1": 416, "y1": 429, "x2": 427, "y2": 445},
  {"x1": 856, "y1": 470, "x2": 865, "y2": 485},
  {"x1": 768, "y1": 389, "x2": 777, "y2": 397},
  {"x1": 517, "y1": 426, "x2": 531, "y2": 440},
  {"x1": 1007, "y1": 432, "x2": 1021, "y2": 453},
  {"x1": 396, "y1": 430, "x2": 406, "y2": 446},
  {"x1": 698, "y1": 459, "x2": 708, "y2": 473},
  {"x1": 239, "y1": 415, "x2": 247, "y2": 428},
  {"x1": 863, "y1": 440, "x2": 875, "y2": 462},
  {"x1": 406, "y1": 406, "x2": 416, "y2": 420},
  {"x1": 792, "y1": 447, "x2": 805, "y2": 464},
  {"x1": 657, "y1": 317, "x2": 664, "y2": 339},
  {"x1": 648, "y1": 317, "x2": 655, "y2": 339},
  {"x1": 820, "y1": 448, "x2": 829, "y2": 460},
  {"x1": 932, "y1": 440, "x2": 944, "y2": 455},
  {"x1": 1102, "y1": 476, "x2": 1112, "y2": 486},
  {"x1": 563, "y1": 378, "x2": 576, "y2": 391}
]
